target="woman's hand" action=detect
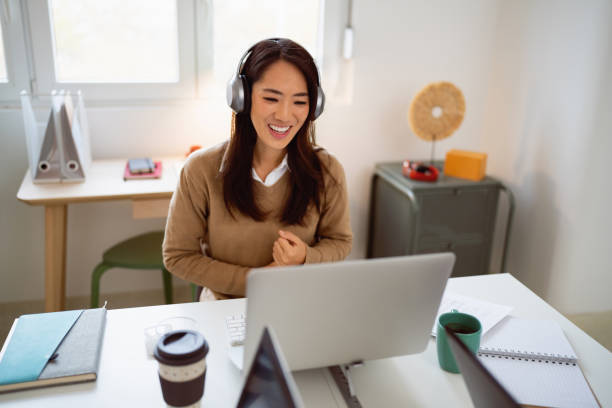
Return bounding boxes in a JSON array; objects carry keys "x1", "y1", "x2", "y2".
[{"x1": 272, "y1": 230, "x2": 307, "y2": 266}]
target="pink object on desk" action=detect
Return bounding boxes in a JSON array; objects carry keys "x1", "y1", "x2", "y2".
[{"x1": 123, "y1": 161, "x2": 163, "y2": 181}]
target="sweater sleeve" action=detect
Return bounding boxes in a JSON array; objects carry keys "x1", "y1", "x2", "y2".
[
  {"x1": 304, "y1": 153, "x2": 353, "y2": 263},
  {"x1": 163, "y1": 158, "x2": 249, "y2": 296}
]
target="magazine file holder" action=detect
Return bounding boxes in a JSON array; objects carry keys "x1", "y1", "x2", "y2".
[{"x1": 20, "y1": 90, "x2": 92, "y2": 184}]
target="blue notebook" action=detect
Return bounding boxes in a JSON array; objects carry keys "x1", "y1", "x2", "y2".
[{"x1": 0, "y1": 308, "x2": 106, "y2": 393}]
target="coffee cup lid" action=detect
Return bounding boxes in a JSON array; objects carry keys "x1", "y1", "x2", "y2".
[{"x1": 154, "y1": 330, "x2": 209, "y2": 366}]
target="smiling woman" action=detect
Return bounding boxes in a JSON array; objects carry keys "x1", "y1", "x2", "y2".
[{"x1": 162, "y1": 38, "x2": 353, "y2": 301}]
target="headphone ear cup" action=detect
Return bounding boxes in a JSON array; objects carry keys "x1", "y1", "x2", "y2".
[
  {"x1": 226, "y1": 74, "x2": 248, "y2": 113},
  {"x1": 313, "y1": 85, "x2": 325, "y2": 120},
  {"x1": 240, "y1": 75, "x2": 250, "y2": 113}
]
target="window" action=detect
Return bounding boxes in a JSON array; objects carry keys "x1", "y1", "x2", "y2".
[
  {"x1": 0, "y1": 0, "x2": 30, "y2": 100},
  {"x1": 211, "y1": 0, "x2": 321, "y2": 82},
  {"x1": 0, "y1": 25, "x2": 8, "y2": 82},
  {"x1": 49, "y1": 0, "x2": 180, "y2": 83},
  {"x1": 1, "y1": 0, "x2": 323, "y2": 102},
  {"x1": 27, "y1": 0, "x2": 195, "y2": 100},
  {"x1": 196, "y1": 0, "x2": 322, "y2": 99}
]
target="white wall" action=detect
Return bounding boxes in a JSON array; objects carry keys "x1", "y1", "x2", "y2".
[
  {"x1": 480, "y1": 0, "x2": 612, "y2": 313},
  {"x1": 1, "y1": 0, "x2": 610, "y2": 314},
  {"x1": 320, "y1": 0, "x2": 502, "y2": 262}
]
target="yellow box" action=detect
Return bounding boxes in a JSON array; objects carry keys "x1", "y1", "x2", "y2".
[{"x1": 443, "y1": 150, "x2": 487, "y2": 181}]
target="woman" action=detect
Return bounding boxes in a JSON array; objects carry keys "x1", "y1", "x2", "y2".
[{"x1": 163, "y1": 38, "x2": 352, "y2": 300}]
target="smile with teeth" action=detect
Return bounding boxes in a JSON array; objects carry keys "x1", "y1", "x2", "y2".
[
  {"x1": 268, "y1": 124, "x2": 291, "y2": 135},
  {"x1": 268, "y1": 124, "x2": 291, "y2": 139}
]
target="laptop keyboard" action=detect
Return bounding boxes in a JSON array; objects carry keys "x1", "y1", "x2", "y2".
[{"x1": 225, "y1": 313, "x2": 246, "y2": 346}]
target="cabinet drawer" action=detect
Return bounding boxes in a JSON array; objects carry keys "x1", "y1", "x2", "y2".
[
  {"x1": 418, "y1": 188, "x2": 498, "y2": 240},
  {"x1": 417, "y1": 240, "x2": 490, "y2": 277}
]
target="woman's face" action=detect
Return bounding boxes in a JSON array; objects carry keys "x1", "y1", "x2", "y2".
[{"x1": 250, "y1": 59, "x2": 310, "y2": 155}]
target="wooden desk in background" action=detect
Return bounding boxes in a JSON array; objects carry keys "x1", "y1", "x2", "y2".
[{"x1": 16, "y1": 157, "x2": 183, "y2": 312}]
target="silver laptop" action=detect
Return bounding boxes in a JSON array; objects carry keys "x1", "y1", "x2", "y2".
[{"x1": 244, "y1": 253, "x2": 455, "y2": 371}]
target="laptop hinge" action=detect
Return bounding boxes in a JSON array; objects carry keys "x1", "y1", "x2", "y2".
[{"x1": 329, "y1": 360, "x2": 364, "y2": 407}]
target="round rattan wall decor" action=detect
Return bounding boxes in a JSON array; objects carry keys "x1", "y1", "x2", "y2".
[{"x1": 408, "y1": 81, "x2": 465, "y2": 142}]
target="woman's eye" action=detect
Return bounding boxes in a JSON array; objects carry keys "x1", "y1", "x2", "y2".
[
  {"x1": 263, "y1": 97, "x2": 278, "y2": 102},
  {"x1": 295, "y1": 101, "x2": 307, "y2": 105}
]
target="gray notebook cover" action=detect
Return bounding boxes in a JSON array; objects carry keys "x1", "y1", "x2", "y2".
[{"x1": 38, "y1": 308, "x2": 106, "y2": 381}]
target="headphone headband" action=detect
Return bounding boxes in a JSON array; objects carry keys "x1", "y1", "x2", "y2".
[{"x1": 236, "y1": 50, "x2": 252, "y2": 76}]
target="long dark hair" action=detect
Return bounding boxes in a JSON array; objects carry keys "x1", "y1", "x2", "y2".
[{"x1": 222, "y1": 38, "x2": 326, "y2": 225}]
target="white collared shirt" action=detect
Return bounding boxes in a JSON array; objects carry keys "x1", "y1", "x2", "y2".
[
  {"x1": 252, "y1": 154, "x2": 289, "y2": 187},
  {"x1": 218, "y1": 148, "x2": 289, "y2": 187}
]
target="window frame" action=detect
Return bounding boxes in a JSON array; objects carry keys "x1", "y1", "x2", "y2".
[
  {"x1": 25, "y1": 0, "x2": 197, "y2": 101},
  {"x1": 0, "y1": 0, "x2": 32, "y2": 102}
]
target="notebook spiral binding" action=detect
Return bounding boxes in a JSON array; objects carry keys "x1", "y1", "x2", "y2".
[{"x1": 478, "y1": 348, "x2": 577, "y2": 365}]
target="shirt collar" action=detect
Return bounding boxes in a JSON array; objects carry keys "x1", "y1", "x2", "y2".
[
  {"x1": 218, "y1": 153, "x2": 290, "y2": 185},
  {"x1": 252, "y1": 154, "x2": 289, "y2": 186}
]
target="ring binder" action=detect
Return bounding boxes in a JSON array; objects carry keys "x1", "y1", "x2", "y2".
[
  {"x1": 478, "y1": 348, "x2": 577, "y2": 365},
  {"x1": 20, "y1": 90, "x2": 92, "y2": 184}
]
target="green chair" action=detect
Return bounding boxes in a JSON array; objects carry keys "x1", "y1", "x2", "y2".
[{"x1": 90, "y1": 231, "x2": 173, "y2": 308}]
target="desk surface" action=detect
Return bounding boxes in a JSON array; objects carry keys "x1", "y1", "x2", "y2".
[
  {"x1": 16, "y1": 157, "x2": 183, "y2": 205},
  {"x1": 1, "y1": 273, "x2": 610, "y2": 407},
  {"x1": 350, "y1": 273, "x2": 611, "y2": 407}
]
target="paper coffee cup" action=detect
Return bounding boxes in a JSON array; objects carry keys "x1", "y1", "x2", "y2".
[{"x1": 154, "y1": 330, "x2": 209, "y2": 407}]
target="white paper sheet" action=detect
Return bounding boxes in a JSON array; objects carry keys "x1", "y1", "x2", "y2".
[{"x1": 431, "y1": 291, "x2": 513, "y2": 336}]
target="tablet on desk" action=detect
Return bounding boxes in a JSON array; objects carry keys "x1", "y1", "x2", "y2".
[
  {"x1": 236, "y1": 326, "x2": 303, "y2": 408},
  {"x1": 446, "y1": 327, "x2": 519, "y2": 408}
]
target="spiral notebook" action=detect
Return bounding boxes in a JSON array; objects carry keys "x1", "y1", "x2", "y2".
[{"x1": 477, "y1": 317, "x2": 599, "y2": 408}]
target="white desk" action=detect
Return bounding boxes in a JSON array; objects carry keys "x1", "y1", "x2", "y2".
[
  {"x1": 16, "y1": 157, "x2": 182, "y2": 312},
  {"x1": 1, "y1": 274, "x2": 610, "y2": 407}
]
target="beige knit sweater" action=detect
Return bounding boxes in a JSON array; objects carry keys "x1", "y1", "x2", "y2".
[{"x1": 162, "y1": 142, "x2": 352, "y2": 299}]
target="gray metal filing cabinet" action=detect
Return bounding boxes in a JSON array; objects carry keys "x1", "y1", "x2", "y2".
[{"x1": 367, "y1": 161, "x2": 514, "y2": 277}]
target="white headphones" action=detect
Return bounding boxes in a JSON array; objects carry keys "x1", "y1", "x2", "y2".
[{"x1": 226, "y1": 39, "x2": 325, "y2": 120}]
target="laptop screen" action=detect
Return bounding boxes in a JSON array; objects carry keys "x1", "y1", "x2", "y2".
[{"x1": 237, "y1": 327, "x2": 303, "y2": 408}]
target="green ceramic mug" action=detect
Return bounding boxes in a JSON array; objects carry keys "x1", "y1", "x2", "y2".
[{"x1": 436, "y1": 309, "x2": 482, "y2": 373}]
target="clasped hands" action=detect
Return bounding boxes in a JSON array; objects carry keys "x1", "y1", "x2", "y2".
[{"x1": 269, "y1": 230, "x2": 307, "y2": 267}]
